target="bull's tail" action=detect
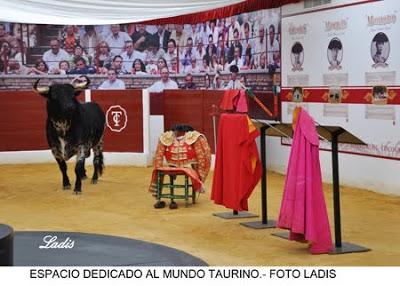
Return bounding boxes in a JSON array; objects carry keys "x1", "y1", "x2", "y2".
[{"x1": 92, "y1": 138, "x2": 104, "y2": 184}]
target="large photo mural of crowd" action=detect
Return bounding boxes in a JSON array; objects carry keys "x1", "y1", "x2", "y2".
[{"x1": 0, "y1": 8, "x2": 280, "y2": 83}]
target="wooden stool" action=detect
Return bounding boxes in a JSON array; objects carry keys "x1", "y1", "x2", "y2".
[{"x1": 154, "y1": 169, "x2": 196, "y2": 209}]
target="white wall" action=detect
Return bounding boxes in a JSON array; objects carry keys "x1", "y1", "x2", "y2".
[{"x1": 282, "y1": 0, "x2": 369, "y2": 16}]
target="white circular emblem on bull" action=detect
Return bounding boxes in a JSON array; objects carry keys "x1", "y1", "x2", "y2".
[{"x1": 106, "y1": 105, "x2": 128, "y2": 132}]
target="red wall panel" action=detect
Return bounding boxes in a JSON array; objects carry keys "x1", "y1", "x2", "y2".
[
  {"x1": 0, "y1": 90, "x2": 143, "y2": 153},
  {"x1": 0, "y1": 91, "x2": 84, "y2": 151}
]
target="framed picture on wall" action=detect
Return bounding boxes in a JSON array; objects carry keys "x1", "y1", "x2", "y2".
[
  {"x1": 292, "y1": 86, "x2": 303, "y2": 102},
  {"x1": 372, "y1": 85, "x2": 388, "y2": 105},
  {"x1": 329, "y1": 86, "x2": 342, "y2": 104}
]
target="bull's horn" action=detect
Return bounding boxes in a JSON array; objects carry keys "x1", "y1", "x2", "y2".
[
  {"x1": 71, "y1": 75, "x2": 91, "y2": 89},
  {"x1": 33, "y1": 78, "x2": 49, "y2": 95}
]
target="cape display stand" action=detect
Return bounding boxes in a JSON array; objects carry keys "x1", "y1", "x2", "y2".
[
  {"x1": 269, "y1": 124, "x2": 371, "y2": 254},
  {"x1": 240, "y1": 124, "x2": 276, "y2": 228},
  {"x1": 212, "y1": 91, "x2": 259, "y2": 220},
  {"x1": 212, "y1": 210, "x2": 258, "y2": 219}
]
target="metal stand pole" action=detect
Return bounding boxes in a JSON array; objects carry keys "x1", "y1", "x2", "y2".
[{"x1": 241, "y1": 125, "x2": 276, "y2": 229}]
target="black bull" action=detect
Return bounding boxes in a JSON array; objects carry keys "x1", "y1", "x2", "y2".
[{"x1": 34, "y1": 76, "x2": 106, "y2": 194}]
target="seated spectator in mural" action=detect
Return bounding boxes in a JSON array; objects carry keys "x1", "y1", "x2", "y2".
[
  {"x1": 218, "y1": 18, "x2": 228, "y2": 44},
  {"x1": 180, "y1": 37, "x2": 195, "y2": 74},
  {"x1": 61, "y1": 25, "x2": 80, "y2": 51},
  {"x1": 241, "y1": 50, "x2": 253, "y2": 70},
  {"x1": 105, "y1": 24, "x2": 131, "y2": 55},
  {"x1": 228, "y1": 28, "x2": 242, "y2": 64},
  {"x1": 147, "y1": 57, "x2": 167, "y2": 75},
  {"x1": 6, "y1": 57, "x2": 30, "y2": 75},
  {"x1": 164, "y1": 39, "x2": 177, "y2": 70},
  {"x1": 225, "y1": 65, "x2": 242, "y2": 90},
  {"x1": 98, "y1": 68, "x2": 126, "y2": 90},
  {"x1": 227, "y1": 46, "x2": 244, "y2": 69},
  {"x1": 127, "y1": 23, "x2": 136, "y2": 37},
  {"x1": 170, "y1": 57, "x2": 179, "y2": 74},
  {"x1": 28, "y1": 59, "x2": 49, "y2": 75},
  {"x1": 94, "y1": 41, "x2": 113, "y2": 70},
  {"x1": 9, "y1": 38, "x2": 21, "y2": 59},
  {"x1": 210, "y1": 54, "x2": 223, "y2": 72},
  {"x1": 155, "y1": 25, "x2": 171, "y2": 52},
  {"x1": 241, "y1": 22, "x2": 255, "y2": 61},
  {"x1": 170, "y1": 24, "x2": 188, "y2": 50},
  {"x1": 69, "y1": 56, "x2": 96, "y2": 74},
  {"x1": 267, "y1": 24, "x2": 280, "y2": 69},
  {"x1": 182, "y1": 73, "x2": 197, "y2": 89},
  {"x1": 216, "y1": 33, "x2": 228, "y2": 62},
  {"x1": 131, "y1": 24, "x2": 151, "y2": 53},
  {"x1": 132, "y1": 58, "x2": 147, "y2": 75},
  {"x1": 147, "y1": 66, "x2": 178, "y2": 93},
  {"x1": 213, "y1": 71, "x2": 225, "y2": 90},
  {"x1": 145, "y1": 36, "x2": 164, "y2": 67},
  {"x1": 121, "y1": 40, "x2": 140, "y2": 73},
  {"x1": 199, "y1": 22, "x2": 211, "y2": 47},
  {"x1": 194, "y1": 38, "x2": 206, "y2": 68},
  {"x1": 50, "y1": 60, "x2": 70, "y2": 75},
  {"x1": 0, "y1": 40, "x2": 11, "y2": 64},
  {"x1": 95, "y1": 25, "x2": 111, "y2": 40},
  {"x1": 218, "y1": 55, "x2": 227, "y2": 71},
  {"x1": 187, "y1": 55, "x2": 200, "y2": 74},
  {"x1": 105, "y1": 55, "x2": 127, "y2": 75},
  {"x1": 188, "y1": 24, "x2": 201, "y2": 47},
  {"x1": 42, "y1": 38, "x2": 71, "y2": 73},
  {"x1": 13, "y1": 39, "x2": 27, "y2": 65},
  {"x1": 240, "y1": 13, "x2": 252, "y2": 40},
  {"x1": 258, "y1": 52, "x2": 267, "y2": 69},
  {"x1": 254, "y1": 24, "x2": 266, "y2": 68},
  {"x1": 227, "y1": 15, "x2": 241, "y2": 48},
  {"x1": 209, "y1": 19, "x2": 219, "y2": 45},
  {"x1": 203, "y1": 73, "x2": 212, "y2": 90},
  {"x1": 199, "y1": 55, "x2": 211, "y2": 73},
  {"x1": 80, "y1": 25, "x2": 103, "y2": 57},
  {"x1": 205, "y1": 34, "x2": 217, "y2": 59},
  {"x1": 0, "y1": 23, "x2": 15, "y2": 44},
  {"x1": 71, "y1": 44, "x2": 91, "y2": 68},
  {"x1": 157, "y1": 58, "x2": 168, "y2": 74}
]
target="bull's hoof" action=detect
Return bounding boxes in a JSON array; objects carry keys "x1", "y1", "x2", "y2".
[
  {"x1": 91, "y1": 178, "x2": 98, "y2": 184},
  {"x1": 169, "y1": 201, "x2": 178, "y2": 209},
  {"x1": 154, "y1": 201, "x2": 166, "y2": 209},
  {"x1": 74, "y1": 189, "x2": 82, "y2": 195},
  {"x1": 63, "y1": 184, "x2": 71, "y2": 190}
]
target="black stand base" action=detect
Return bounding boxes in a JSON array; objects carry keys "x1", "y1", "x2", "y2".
[
  {"x1": 240, "y1": 220, "x2": 276, "y2": 229},
  {"x1": 271, "y1": 232, "x2": 371, "y2": 255},
  {"x1": 212, "y1": 212, "x2": 258, "y2": 219},
  {"x1": 271, "y1": 231, "x2": 289, "y2": 240},
  {"x1": 330, "y1": 242, "x2": 371, "y2": 255}
]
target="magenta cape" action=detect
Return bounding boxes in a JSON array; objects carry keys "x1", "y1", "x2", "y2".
[{"x1": 277, "y1": 109, "x2": 333, "y2": 254}]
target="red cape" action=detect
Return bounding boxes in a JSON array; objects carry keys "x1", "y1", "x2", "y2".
[{"x1": 211, "y1": 113, "x2": 261, "y2": 211}]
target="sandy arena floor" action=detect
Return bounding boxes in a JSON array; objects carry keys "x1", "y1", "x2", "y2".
[{"x1": 0, "y1": 163, "x2": 399, "y2": 266}]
